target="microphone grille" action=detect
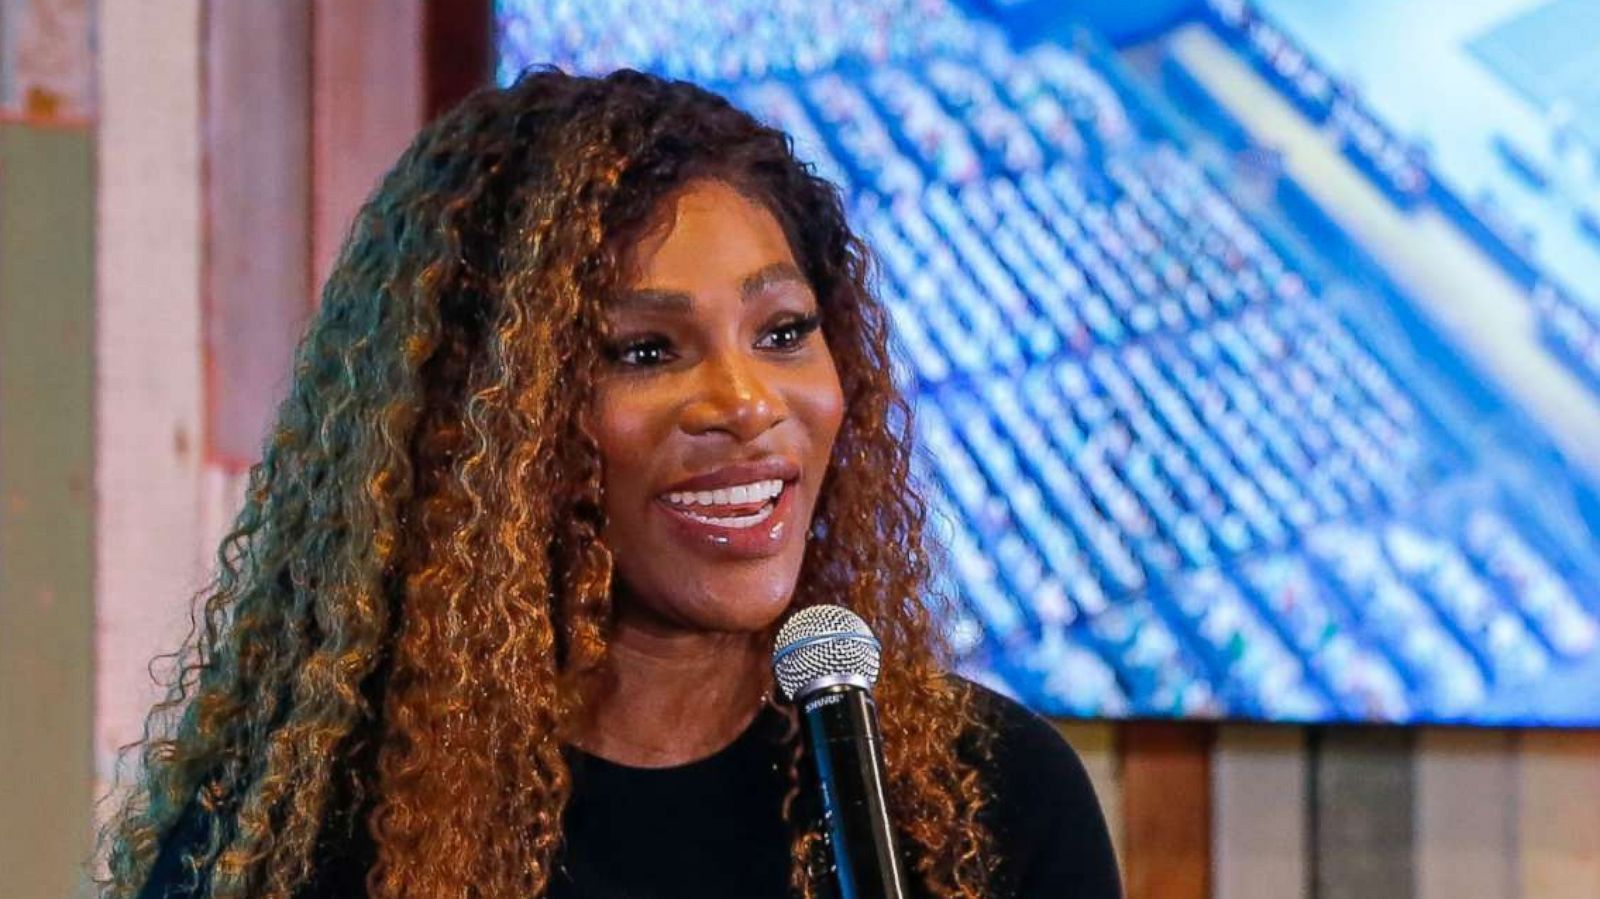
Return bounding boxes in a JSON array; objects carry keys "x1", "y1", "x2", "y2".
[{"x1": 772, "y1": 604, "x2": 882, "y2": 702}]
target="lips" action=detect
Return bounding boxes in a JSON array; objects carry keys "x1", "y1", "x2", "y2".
[
  {"x1": 659, "y1": 456, "x2": 802, "y2": 495},
  {"x1": 649, "y1": 454, "x2": 800, "y2": 553}
]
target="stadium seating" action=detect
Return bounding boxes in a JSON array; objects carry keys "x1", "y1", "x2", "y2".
[{"x1": 497, "y1": 0, "x2": 1600, "y2": 724}]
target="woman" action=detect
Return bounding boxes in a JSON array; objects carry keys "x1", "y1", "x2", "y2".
[{"x1": 98, "y1": 67, "x2": 1120, "y2": 899}]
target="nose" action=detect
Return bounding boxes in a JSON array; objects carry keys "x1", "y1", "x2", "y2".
[{"x1": 680, "y1": 347, "x2": 787, "y2": 442}]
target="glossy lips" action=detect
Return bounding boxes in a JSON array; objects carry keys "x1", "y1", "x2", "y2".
[{"x1": 654, "y1": 456, "x2": 803, "y2": 557}]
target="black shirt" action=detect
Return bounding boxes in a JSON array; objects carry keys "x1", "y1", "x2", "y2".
[{"x1": 138, "y1": 681, "x2": 1121, "y2": 898}]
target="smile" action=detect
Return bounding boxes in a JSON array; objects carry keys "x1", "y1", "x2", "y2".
[{"x1": 660, "y1": 478, "x2": 789, "y2": 530}]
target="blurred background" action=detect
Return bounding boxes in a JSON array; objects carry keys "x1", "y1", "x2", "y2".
[
  {"x1": 496, "y1": 0, "x2": 1600, "y2": 729},
  {"x1": 3, "y1": 0, "x2": 1598, "y2": 896}
]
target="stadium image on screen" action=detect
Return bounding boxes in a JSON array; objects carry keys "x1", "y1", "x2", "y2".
[{"x1": 496, "y1": 0, "x2": 1600, "y2": 726}]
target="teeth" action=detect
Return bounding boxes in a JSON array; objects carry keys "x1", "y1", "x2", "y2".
[
  {"x1": 677, "y1": 502, "x2": 778, "y2": 529},
  {"x1": 664, "y1": 478, "x2": 785, "y2": 508}
]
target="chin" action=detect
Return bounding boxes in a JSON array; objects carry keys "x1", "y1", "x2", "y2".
[
  {"x1": 697, "y1": 568, "x2": 804, "y2": 632},
  {"x1": 649, "y1": 559, "x2": 800, "y2": 630}
]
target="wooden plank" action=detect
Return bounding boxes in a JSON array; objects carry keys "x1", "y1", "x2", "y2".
[
  {"x1": 310, "y1": 0, "x2": 423, "y2": 302},
  {"x1": 1213, "y1": 725, "x2": 1307, "y2": 899},
  {"x1": 1518, "y1": 730, "x2": 1600, "y2": 899},
  {"x1": 0, "y1": 0, "x2": 94, "y2": 121},
  {"x1": 1057, "y1": 720, "x2": 1125, "y2": 869},
  {"x1": 424, "y1": 0, "x2": 492, "y2": 119},
  {"x1": 1415, "y1": 728, "x2": 1516, "y2": 899},
  {"x1": 92, "y1": 0, "x2": 207, "y2": 817},
  {"x1": 1310, "y1": 727, "x2": 1415, "y2": 899},
  {"x1": 1122, "y1": 722, "x2": 1212, "y2": 899},
  {"x1": 204, "y1": 0, "x2": 313, "y2": 470},
  {"x1": 0, "y1": 119, "x2": 95, "y2": 899}
]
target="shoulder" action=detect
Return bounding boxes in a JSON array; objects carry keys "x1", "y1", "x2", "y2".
[
  {"x1": 951, "y1": 675, "x2": 1123, "y2": 899},
  {"x1": 960, "y1": 676, "x2": 1087, "y2": 782}
]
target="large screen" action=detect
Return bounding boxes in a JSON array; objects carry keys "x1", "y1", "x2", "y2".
[{"x1": 495, "y1": 0, "x2": 1600, "y2": 726}]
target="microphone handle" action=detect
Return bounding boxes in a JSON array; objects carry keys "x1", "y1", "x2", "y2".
[{"x1": 798, "y1": 682, "x2": 910, "y2": 899}]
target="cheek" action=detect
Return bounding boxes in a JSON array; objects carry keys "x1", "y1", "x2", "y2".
[
  {"x1": 800, "y1": 353, "x2": 847, "y2": 451},
  {"x1": 587, "y1": 390, "x2": 660, "y2": 504},
  {"x1": 591, "y1": 401, "x2": 654, "y2": 573}
]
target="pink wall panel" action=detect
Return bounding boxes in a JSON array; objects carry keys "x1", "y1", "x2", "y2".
[
  {"x1": 203, "y1": 1, "x2": 313, "y2": 469},
  {"x1": 0, "y1": 0, "x2": 94, "y2": 122},
  {"x1": 311, "y1": 0, "x2": 424, "y2": 305}
]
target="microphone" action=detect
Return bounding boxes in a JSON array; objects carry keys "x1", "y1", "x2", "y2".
[{"x1": 772, "y1": 605, "x2": 909, "y2": 899}]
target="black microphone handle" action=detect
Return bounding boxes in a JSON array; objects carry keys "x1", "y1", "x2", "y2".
[{"x1": 797, "y1": 682, "x2": 910, "y2": 899}]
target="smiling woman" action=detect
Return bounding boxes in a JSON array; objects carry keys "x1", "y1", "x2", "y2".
[
  {"x1": 592, "y1": 180, "x2": 842, "y2": 611},
  {"x1": 97, "y1": 68, "x2": 1120, "y2": 899},
  {"x1": 575, "y1": 178, "x2": 847, "y2": 768}
]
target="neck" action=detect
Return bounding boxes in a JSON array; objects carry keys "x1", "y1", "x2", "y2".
[{"x1": 573, "y1": 608, "x2": 773, "y2": 768}]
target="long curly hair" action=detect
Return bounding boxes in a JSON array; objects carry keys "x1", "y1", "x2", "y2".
[{"x1": 94, "y1": 67, "x2": 995, "y2": 899}]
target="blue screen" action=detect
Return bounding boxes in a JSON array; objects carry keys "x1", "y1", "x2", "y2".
[{"x1": 495, "y1": 0, "x2": 1600, "y2": 726}]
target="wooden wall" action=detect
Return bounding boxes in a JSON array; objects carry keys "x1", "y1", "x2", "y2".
[
  {"x1": 2, "y1": 3, "x2": 96, "y2": 896},
  {"x1": 1055, "y1": 721, "x2": 1600, "y2": 899},
  {"x1": 1, "y1": 0, "x2": 1595, "y2": 895},
  {"x1": 0, "y1": 105, "x2": 96, "y2": 899}
]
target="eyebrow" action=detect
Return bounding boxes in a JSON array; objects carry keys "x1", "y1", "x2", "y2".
[{"x1": 609, "y1": 261, "x2": 811, "y2": 315}]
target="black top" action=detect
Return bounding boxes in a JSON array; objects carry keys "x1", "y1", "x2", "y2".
[{"x1": 138, "y1": 680, "x2": 1121, "y2": 898}]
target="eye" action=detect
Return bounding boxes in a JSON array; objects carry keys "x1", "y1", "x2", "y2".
[
  {"x1": 604, "y1": 334, "x2": 675, "y2": 369},
  {"x1": 759, "y1": 313, "x2": 823, "y2": 351}
]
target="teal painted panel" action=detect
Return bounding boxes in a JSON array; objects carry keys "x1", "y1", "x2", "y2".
[
  {"x1": 1311, "y1": 727, "x2": 1415, "y2": 899},
  {"x1": 0, "y1": 121, "x2": 96, "y2": 899}
]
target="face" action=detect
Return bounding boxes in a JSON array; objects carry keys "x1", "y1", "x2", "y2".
[{"x1": 587, "y1": 178, "x2": 846, "y2": 636}]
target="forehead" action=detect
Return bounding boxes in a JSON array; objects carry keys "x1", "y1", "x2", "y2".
[{"x1": 615, "y1": 179, "x2": 801, "y2": 297}]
